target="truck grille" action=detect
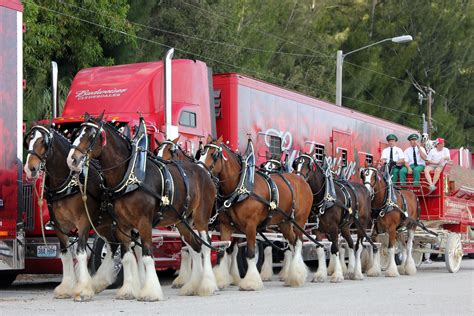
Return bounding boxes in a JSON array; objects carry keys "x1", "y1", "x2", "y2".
[{"x1": 22, "y1": 183, "x2": 34, "y2": 230}]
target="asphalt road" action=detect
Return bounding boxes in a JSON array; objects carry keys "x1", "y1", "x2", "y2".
[{"x1": 1, "y1": 259, "x2": 473, "y2": 315}]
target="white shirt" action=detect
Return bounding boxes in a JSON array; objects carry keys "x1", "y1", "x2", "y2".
[
  {"x1": 427, "y1": 147, "x2": 450, "y2": 166},
  {"x1": 381, "y1": 146, "x2": 404, "y2": 164},
  {"x1": 404, "y1": 146, "x2": 427, "y2": 166}
]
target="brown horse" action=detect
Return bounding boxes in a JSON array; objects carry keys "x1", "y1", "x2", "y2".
[
  {"x1": 198, "y1": 136, "x2": 313, "y2": 290},
  {"x1": 67, "y1": 115, "x2": 218, "y2": 300},
  {"x1": 360, "y1": 166, "x2": 419, "y2": 277},
  {"x1": 24, "y1": 126, "x2": 118, "y2": 301},
  {"x1": 156, "y1": 137, "x2": 245, "y2": 289},
  {"x1": 293, "y1": 153, "x2": 375, "y2": 282}
]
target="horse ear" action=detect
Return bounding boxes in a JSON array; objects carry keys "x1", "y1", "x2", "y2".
[
  {"x1": 84, "y1": 112, "x2": 90, "y2": 122},
  {"x1": 98, "y1": 110, "x2": 105, "y2": 121},
  {"x1": 206, "y1": 134, "x2": 213, "y2": 144},
  {"x1": 171, "y1": 135, "x2": 180, "y2": 144},
  {"x1": 216, "y1": 135, "x2": 223, "y2": 144},
  {"x1": 360, "y1": 168, "x2": 365, "y2": 179}
]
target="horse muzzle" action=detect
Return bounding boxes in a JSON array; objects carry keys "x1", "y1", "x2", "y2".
[{"x1": 67, "y1": 148, "x2": 85, "y2": 173}]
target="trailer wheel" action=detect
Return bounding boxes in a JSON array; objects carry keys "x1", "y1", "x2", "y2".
[
  {"x1": 0, "y1": 272, "x2": 18, "y2": 287},
  {"x1": 237, "y1": 241, "x2": 264, "y2": 278},
  {"x1": 89, "y1": 237, "x2": 123, "y2": 288},
  {"x1": 444, "y1": 233, "x2": 463, "y2": 273}
]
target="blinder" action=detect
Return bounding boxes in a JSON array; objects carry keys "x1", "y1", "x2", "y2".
[{"x1": 25, "y1": 125, "x2": 53, "y2": 162}]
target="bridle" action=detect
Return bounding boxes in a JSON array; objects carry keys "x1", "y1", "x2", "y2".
[
  {"x1": 199, "y1": 143, "x2": 225, "y2": 174},
  {"x1": 293, "y1": 154, "x2": 316, "y2": 180},
  {"x1": 72, "y1": 120, "x2": 106, "y2": 157},
  {"x1": 25, "y1": 125, "x2": 53, "y2": 165},
  {"x1": 360, "y1": 166, "x2": 382, "y2": 199},
  {"x1": 156, "y1": 140, "x2": 177, "y2": 158}
]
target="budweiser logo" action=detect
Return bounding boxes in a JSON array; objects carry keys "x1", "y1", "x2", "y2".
[{"x1": 75, "y1": 88, "x2": 128, "y2": 100}]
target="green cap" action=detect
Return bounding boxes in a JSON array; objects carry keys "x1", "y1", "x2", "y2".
[
  {"x1": 408, "y1": 133, "x2": 419, "y2": 141},
  {"x1": 386, "y1": 134, "x2": 398, "y2": 141}
]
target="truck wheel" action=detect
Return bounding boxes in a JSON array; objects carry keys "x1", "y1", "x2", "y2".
[
  {"x1": 444, "y1": 233, "x2": 463, "y2": 273},
  {"x1": 237, "y1": 241, "x2": 264, "y2": 278},
  {"x1": 0, "y1": 272, "x2": 18, "y2": 287},
  {"x1": 89, "y1": 238, "x2": 123, "y2": 288}
]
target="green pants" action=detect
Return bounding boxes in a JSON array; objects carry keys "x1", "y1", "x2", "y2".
[
  {"x1": 400, "y1": 164, "x2": 425, "y2": 185},
  {"x1": 390, "y1": 166, "x2": 403, "y2": 183}
]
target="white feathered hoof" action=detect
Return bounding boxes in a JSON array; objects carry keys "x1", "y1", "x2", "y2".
[
  {"x1": 196, "y1": 275, "x2": 218, "y2": 297},
  {"x1": 260, "y1": 247, "x2": 274, "y2": 282},
  {"x1": 312, "y1": 271, "x2": 327, "y2": 283},
  {"x1": 213, "y1": 254, "x2": 233, "y2": 289},
  {"x1": 353, "y1": 271, "x2": 364, "y2": 280},
  {"x1": 385, "y1": 266, "x2": 400, "y2": 278},
  {"x1": 284, "y1": 240, "x2": 307, "y2": 287},
  {"x1": 330, "y1": 272, "x2": 344, "y2": 283},
  {"x1": 171, "y1": 276, "x2": 185, "y2": 289},
  {"x1": 116, "y1": 284, "x2": 139, "y2": 300},
  {"x1": 73, "y1": 286, "x2": 94, "y2": 302},
  {"x1": 278, "y1": 250, "x2": 292, "y2": 281},
  {"x1": 54, "y1": 284, "x2": 74, "y2": 299},
  {"x1": 344, "y1": 270, "x2": 355, "y2": 280},
  {"x1": 179, "y1": 281, "x2": 197, "y2": 296},
  {"x1": 137, "y1": 286, "x2": 165, "y2": 302},
  {"x1": 239, "y1": 258, "x2": 264, "y2": 291},
  {"x1": 366, "y1": 267, "x2": 382, "y2": 277},
  {"x1": 404, "y1": 257, "x2": 417, "y2": 276}
]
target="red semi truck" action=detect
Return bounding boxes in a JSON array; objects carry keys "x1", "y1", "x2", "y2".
[{"x1": 2, "y1": 0, "x2": 472, "y2": 285}]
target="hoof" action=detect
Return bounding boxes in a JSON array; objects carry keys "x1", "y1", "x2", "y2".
[
  {"x1": 115, "y1": 293, "x2": 136, "y2": 300},
  {"x1": 366, "y1": 268, "x2": 382, "y2": 277},
  {"x1": 73, "y1": 293, "x2": 93, "y2": 302},
  {"x1": 239, "y1": 279, "x2": 263, "y2": 291},
  {"x1": 330, "y1": 274, "x2": 344, "y2": 283},
  {"x1": 344, "y1": 271, "x2": 355, "y2": 280},
  {"x1": 353, "y1": 272, "x2": 364, "y2": 280},
  {"x1": 137, "y1": 288, "x2": 164, "y2": 302},
  {"x1": 179, "y1": 283, "x2": 196, "y2": 296},
  {"x1": 312, "y1": 272, "x2": 327, "y2": 283}
]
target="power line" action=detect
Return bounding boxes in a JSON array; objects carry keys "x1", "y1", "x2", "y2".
[
  {"x1": 345, "y1": 61, "x2": 413, "y2": 86},
  {"x1": 33, "y1": 3, "x2": 335, "y2": 98},
  {"x1": 56, "y1": 0, "x2": 332, "y2": 60},
  {"x1": 342, "y1": 95, "x2": 423, "y2": 117}
]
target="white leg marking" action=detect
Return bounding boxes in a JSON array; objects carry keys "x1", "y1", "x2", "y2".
[
  {"x1": 385, "y1": 247, "x2": 400, "y2": 277},
  {"x1": 344, "y1": 247, "x2": 356, "y2": 279},
  {"x1": 339, "y1": 246, "x2": 348, "y2": 274},
  {"x1": 196, "y1": 232, "x2": 218, "y2": 296},
  {"x1": 116, "y1": 251, "x2": 141, "y2": 300},
  {"x1": 134, "y1": 243, "x2": 146, "y2": 286},
  {"x1": 179, "y1": 246, "x2": 203, "y2": 296},
  {"x1": 239, "y1": 257, "x2": 264, "y2": 291},
  {"x1": 362, "y1": 246, "x2": 372, "y2": 273},
  {"x1": 330, "y1": 253, "x2": 344, "y2": 283},
  {"x1": 366, "y1": 248, "x2": 382, "y2": 277},
  {"x1": 278, "y1": 250, "x2": 292, "y2": 281},
  {"x1": 285, "y1": 240, "x2": 308, "y2": 287},
  {"x1": 54, "y1": 251, "x2": 77, "y2": 299},
  {"x1": 327, "y1": 251, "x2": 336, "y2": 275},
  {"x1": 353, "y1": 245, "x2": 364, "y2": 280},
  {"x1": 73, "y1": 251, "x2": 94, "y2": 301},
  {"x1": 229, "y1": 244, "x2": 241, "y2": 286},
  {"x1": 398, "y1": 242, "x2": 407, "y2": 275},
  {"x1": 91, "y1": 244, "x2": 117, "y2": 294},
  {"x1": 213, "y1": 251, "x2": 233, "y2": 289},
  {"x1": 312, "y1": 247, "x2": 327, "y2": 282},
  {"x1": 137, "y1": 255, "x2": 164, "y2": 301},
  {"x1": 260, "y1": 246, "x2": 274, "y2": 281},
  {"x1": 172, "y1": 248, "x2": 191, "y2": 288},
  {"x1": 404, "y1": 230, "x2": 417, "y2": 275}
]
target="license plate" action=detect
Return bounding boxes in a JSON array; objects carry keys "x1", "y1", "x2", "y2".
[{"x1": 37, "y1": 245, "x2": 57, "y2": 258}]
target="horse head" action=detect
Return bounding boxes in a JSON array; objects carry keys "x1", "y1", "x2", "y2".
[
  {"x1": 67, "y1": 112, "x2": 106, "y2": 173},
  {"x1": 359, "y1": 162, "x2": 382, "y2": 199},
  {"x1": 155, "y1": 136, "x2": 180, "y2": 160},
  {"x1": 24, "y1": 125, "x2": 53, "y2": 180},
  {"x1": 292, "y1": 152, "x2": 317, "y2": 180},
  {"x1": 199, "y1": 135, "x2": 233, "y2": 175}
]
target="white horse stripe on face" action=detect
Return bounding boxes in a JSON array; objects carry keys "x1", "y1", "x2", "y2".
[{"x1": 72, "y1": 128, "x2": 87, "y2": 147}]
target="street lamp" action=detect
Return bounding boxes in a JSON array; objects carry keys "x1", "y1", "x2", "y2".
[{"x1": 335, "y1": 35, "x2": 413, "y2": 106}]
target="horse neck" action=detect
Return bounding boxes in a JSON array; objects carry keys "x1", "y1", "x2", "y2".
[
  {"x1": 309, "y1": 166, "x2": 325, "y2": 202},
  {"x1": 177, "y1": 149, "x2": 193, "y2": 162},
  {"x1": 45, "y1": 136, "x2": 71, "y2": 188},
  {"x1": 372, "y1": 174, "x2": 386, "y2": 207},
  {"x1": 218, "y1": 149, "x2": 241, "y2": 195},
  {"x1": 99, "y1": 126, "x2": 130, "y2": 188}
]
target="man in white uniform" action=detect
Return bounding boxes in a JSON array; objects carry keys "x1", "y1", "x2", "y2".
[
  {"x1": 400, "y1": 133, "x2": 427, "y2": 185},
  {"x1": 424, "y1": 137, "x2": 451, "y2": 192},
  {"x1": 380, "y1": 134, "x2": 405, "y2": 183}
]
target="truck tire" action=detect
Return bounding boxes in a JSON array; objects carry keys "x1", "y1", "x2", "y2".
[
  {"x1": 89, "y1": 237, "x2": 123, "y2": 288},
  {"x1": 0, "y1": 272, "x2": 18, "y2": 287},
  {"x1": 237, "y1": 241, "x2": 264, "y2": 278}
]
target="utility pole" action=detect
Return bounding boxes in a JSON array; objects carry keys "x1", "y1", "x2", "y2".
[{"x1": 426, "y1": 86, "x2": 434, "y2": 138}]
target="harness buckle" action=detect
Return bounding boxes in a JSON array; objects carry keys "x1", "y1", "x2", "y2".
[
  {"x1": 161, "y1": 195, "x2": 170, "y2": 206},
  {"x1": 223, "y1": 199, "x2": 232, "y2": 208}
]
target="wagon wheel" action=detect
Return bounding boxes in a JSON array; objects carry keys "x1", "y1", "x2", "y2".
[{"x1": 444, "y1": 233, "x2": 463, "y2": 273}]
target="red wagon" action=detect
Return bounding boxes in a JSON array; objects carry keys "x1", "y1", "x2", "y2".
[{"x1": 399, "y1": 148, "x2": 474, "y2": 273}]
